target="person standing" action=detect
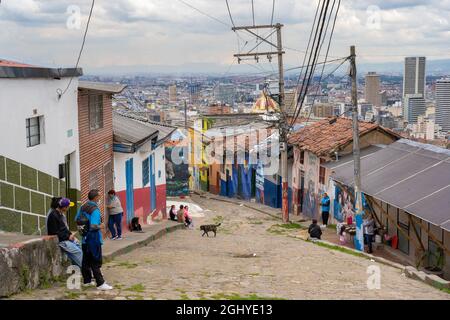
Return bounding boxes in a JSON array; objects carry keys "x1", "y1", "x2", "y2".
[
  {"x1": 363, "y1": 215, "x2": 375, "y2": 254},
  {"x1": 106, "y1": 190, "x2": 123, "y2": 240},
  {"x1": 320, "y1": 192, "x2": 331, "y2": 226},
  {"x1": 76, "y1": 189, "x2": 113, "y2": 291},
  {"x1": 47, "y1": 198, "x2": 82, "y2": 268}
]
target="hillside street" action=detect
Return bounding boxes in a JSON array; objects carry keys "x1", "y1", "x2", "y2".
[{"x1": 11, "y1": 194, "x2": 450, "y2": 300}]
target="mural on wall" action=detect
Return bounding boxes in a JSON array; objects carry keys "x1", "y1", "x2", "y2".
[
  {"x1": 303, "y1": 152, "x2": 318, "y2": 218},
  {"x1": 255, "y1": 162, "x2": 265, "y2": 204},
  {"x1": 165, "y1": 146, "x2": 189, "y2": 196},
  {"x1": 333, "y1": 184, "x2": 355, "y2": 223}
]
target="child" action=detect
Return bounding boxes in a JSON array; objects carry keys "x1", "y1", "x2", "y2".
[{"x1": 339, "y1": 225, "x2": 347, "y2": 245}]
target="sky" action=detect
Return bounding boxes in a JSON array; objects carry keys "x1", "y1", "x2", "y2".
[{"x1": 0, "y1": 0, "x2": 449, "y2": 74}]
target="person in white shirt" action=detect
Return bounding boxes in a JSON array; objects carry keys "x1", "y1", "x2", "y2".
[{"x1": 106, "y1": 190, "x2": 124, "y2": 240}]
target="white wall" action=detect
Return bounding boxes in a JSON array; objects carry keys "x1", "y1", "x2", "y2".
[
  {"x1": 0, "y1": 77, "x2": 80, "y2": 189},
  {"x1": 114, "y1": 140, "x2": 166, "y2": 192}
]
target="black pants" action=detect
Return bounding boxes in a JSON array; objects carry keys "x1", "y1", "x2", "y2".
[
  {"x1": 322, "y1": 211, "x2": 330, "y2": 225},
  {"x1": 364, "y1": 234, "x2": 374, "y2": 253},
  {"x1": 81, "y1": 244, "x2": 105, "y2": 286}
]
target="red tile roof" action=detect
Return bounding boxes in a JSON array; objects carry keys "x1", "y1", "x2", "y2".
[
  {"x1": 288, "y1": 117, "x2": 399, "y2": 156},
  {"x1": 0, "y1": 59, "x2": 36, "y2": 68}
]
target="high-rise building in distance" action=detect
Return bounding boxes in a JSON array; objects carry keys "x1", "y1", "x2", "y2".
[
  {"x1": 365, "y1": 72, "x2": 381, "y2": 107},
  {"x1": 403, "y1": 57, "x2": 426, "y2": 123},
  {"x1": 403, "y1": 57, "x2": 426, "y2": 96},
  {"x1": 436, "y1": 78, "x2": 450, "y2": 133},
  {"x1": 169, "y1": 84, "x2": 177, "y2": 103}
]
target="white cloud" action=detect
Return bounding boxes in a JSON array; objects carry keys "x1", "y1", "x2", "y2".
[{"x1": 0, "y1": 0, "x2": 449, "y2": 72}]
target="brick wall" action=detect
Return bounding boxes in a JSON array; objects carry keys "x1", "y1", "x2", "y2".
[
  {"x1": 0, "y1": 155, "x2": 66, "y2": 235},
  {"x1": 77, "y1": 89, "x2": 114, "y2": 222}
]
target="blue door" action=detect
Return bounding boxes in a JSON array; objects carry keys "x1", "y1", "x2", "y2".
[
  {"x1": 125, "y1": 158, "x2": 134, "y2": 223},
  {"x1": 149, "y1": 154, "x2": 156, "y2": 212}
]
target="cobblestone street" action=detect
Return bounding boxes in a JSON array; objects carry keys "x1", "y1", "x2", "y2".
[{"x1": 11, "y1": 195, "x2": 450, "y2": 300}]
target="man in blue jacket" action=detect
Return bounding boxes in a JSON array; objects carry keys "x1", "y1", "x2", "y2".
[
  {"x1": 76, "y1": 189, "x2": 113, "y2": 291},
  {"x1": 320, "y1": 192, "x2": 331, "y2": 226}
]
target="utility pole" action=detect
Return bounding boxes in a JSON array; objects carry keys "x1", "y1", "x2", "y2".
[
  {"x1": 350, "y1": 45, "x2": 364, "y2": 251},
  {"x1": 184, "y1": 100, "x2": 188, "y2": 130},
  {"x1": 350, "y1": 45, "x2": 362, "y2": 212},
  {"x1": 232, "y1": 23, "x2": 289, "y2": 222}
]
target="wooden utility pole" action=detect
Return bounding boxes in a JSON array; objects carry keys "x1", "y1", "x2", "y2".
[
  {"x1": 350, "y1": 45, "x2": 364, "y2": 251},
  {"x1": 184, "y1": 100, "x2": 188, "y2": 130},
  {"x1": 350, "y1": 45, "x2": 362, "y2": 212},
  {"x1": 232, "y1": 23, "x2": 289, "y2": 222}
]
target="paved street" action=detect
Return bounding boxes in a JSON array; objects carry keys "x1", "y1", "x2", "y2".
[{"x1": 11, "y1": 195, "x2": 450, "y2": 300}]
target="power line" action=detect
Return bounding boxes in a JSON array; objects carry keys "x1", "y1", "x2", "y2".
[
  {"x1": 58, "y1": 0, "x2": 95, "y2": 99},
  {"x1": 178, "y1": 0, "x2": 230, "y2": 27},
  {"x1": 290, "y1": 0, "x2": 330, "y2": 124},
  {"x1": 225, "y1": 0, "x2": 237, "y2": 28},
  {"x1": 296, "y1": 0, "x2": 341, "y2": 129},
  {"x1": 270, "y1": 0, "x2": 275, "y2": 26}
]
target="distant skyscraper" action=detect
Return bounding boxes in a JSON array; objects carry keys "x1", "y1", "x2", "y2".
[
  {"x1": 169, "y1": 84, "x2": 177, "y2": 103},
  {"x1": 436, "y1": 78, "x2": 450, "y2": 133},
  {"x1": 365, "y1": 72, "x2": 381, "y2": 107},
  {"x1": 404, "y1": 94, "x2": 426, "y2": 124},
  {"x1": 188, "y1": 82, "x2": 200, "y2": 104},
  {"x1": 403, "y1": 57, "x2": 426, "y2": 96},
  {"x1": 403, "y1": 57, "x2": 426, "y2": 123},
  {"x1": 213, "y1": 83, "x2": 236, "y2": 105}
]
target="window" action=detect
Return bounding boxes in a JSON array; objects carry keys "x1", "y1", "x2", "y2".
[
  {"x1": 319, "y1": 166, "x2": 326, "y2": 184},
  {"x1": 26, "y1": 116, "x2": 42, "y2": 147},
  {"x1": 142, "y1": 158, "x2": 149, "y2": 186},
  {"x1": 300, "y1": 150, "x2": 305, "y2": 164},
  {"x1": 89, "y1": 94, "x2": 103, "y2": 131}
]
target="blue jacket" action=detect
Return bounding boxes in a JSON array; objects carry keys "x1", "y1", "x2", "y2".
[
  {"x1": 75, "y1": 201, "x2": 103, "y2": 245},
  {"x1": 321, "y1": 196, "x2": 330, "y2": 212}
]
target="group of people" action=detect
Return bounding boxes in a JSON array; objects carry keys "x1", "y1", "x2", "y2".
[
  {"x1": 168, "y1": 204, "x2": 193, "y2": 228},
  {"x1": 308, "y1": 192, "x2": 377, "y2": 254},
  {"x1": 46, "y1": 189, "x2": 124, "y2": 291}
]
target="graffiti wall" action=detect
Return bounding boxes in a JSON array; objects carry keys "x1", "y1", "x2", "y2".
[
  {"x1": 333, "y1": 184, "x2": 355, "y2": 223},
  {"x1": 302, "y1": 151, "x2": 319, "y2": 218},
  {"x1": 165, "y1": 146, "x2": 189, "y2": 197}
]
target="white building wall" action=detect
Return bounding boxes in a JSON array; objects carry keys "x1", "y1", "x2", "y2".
[
  {"x1": 0, "y1": 77, "x2": 80, "y2": 189},
  {"x1": 113, "y1": 141, "x2": 166, "y2": 192}
]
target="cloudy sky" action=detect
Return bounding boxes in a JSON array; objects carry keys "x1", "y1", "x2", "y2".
[{"x1": 0, "y1": 0, "x2": 449, "y2": 74}]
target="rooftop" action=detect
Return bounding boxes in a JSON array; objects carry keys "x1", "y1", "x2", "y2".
[
  {"x1": 288, "y1": 117, "x2": 400, "y2": 156},
  {"x1": 0, "y1": 58, "x2": 82, "y2": 79},
  {"x1": 331, "y1": 139, "x2": 450, "y2": 231},
  {"x1": 78, "y1": 81, "x2": 126, "y2": 94}
]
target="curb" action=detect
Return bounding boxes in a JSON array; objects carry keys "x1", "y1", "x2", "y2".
[
  {"x1": 192, "y1": 191, "x2": 281, "y2": 219},
  {"x1": 103, "y1": 223, "x2": 186, "y2": 262}
]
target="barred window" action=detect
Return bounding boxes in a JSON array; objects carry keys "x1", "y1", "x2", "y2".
[
  {"x1": 26, "y1": 116, "x2": 42, "y2": 147},
  {"x1": 142, "y1": 158, "x2": 149, "y2": 186},
  {"x1": 89, "y1": 94, "x2": 104, "y2": 131}
]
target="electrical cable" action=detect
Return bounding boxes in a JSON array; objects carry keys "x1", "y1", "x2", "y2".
[{"x1": 57, "y1": 0, "x2": 95, "y2": 99}]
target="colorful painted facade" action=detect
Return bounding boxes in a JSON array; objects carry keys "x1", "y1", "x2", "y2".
[{"x1": 113, "y1": 113, "x2": 175, "y2": 229}]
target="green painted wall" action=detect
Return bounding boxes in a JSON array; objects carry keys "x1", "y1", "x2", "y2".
[{"x1": 0, "y1": 155, "x2": 79, "y2": 235}]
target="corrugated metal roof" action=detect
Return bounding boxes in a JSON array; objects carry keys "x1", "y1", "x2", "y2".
[
  {"x1": 113, "y1": 113, "x2": 158, "y2": 146},
  {"x1": 79, "y1": 81, "x2": 126, "y2": 93},
  {"x1": 115, "y1": 111, "x2": 176, "y2": 142},
  {"x1": 330, "y1": 139, "x2": 450, "y2": 231}
]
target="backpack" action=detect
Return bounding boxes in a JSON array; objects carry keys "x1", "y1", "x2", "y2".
[{"x1": 76, "y1": 203, "x2": 97, "y2": 237}]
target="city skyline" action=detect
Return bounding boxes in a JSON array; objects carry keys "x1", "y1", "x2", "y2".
[{"x1": 1, "y1": 0, "x2": 450, "y2": 75}]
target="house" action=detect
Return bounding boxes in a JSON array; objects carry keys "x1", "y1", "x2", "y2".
[
  {"x1": 330, "y1": 139, "x2": 450, "y2": 280},
  {"x1": 0, "y1": 59, "x2": 82, "y2": 235},
  {"x1": 77, "y1": 81, "x2": 126, "y2": 228},
  {"x1": 288, "y1": 117, "x2": 400, "y2": 222},
  {"x1": 113, "y1": 112, "x2": 175, "y2": 227}
]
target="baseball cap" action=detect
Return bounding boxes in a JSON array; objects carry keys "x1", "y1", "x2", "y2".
[{"x1": 59, "y1": 198, "x2": 75, "y2": 208}]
